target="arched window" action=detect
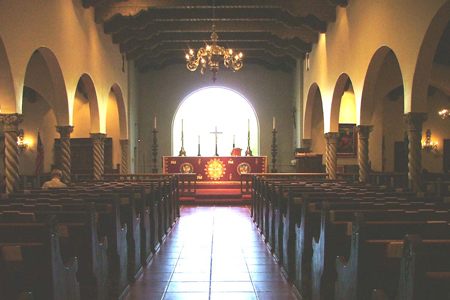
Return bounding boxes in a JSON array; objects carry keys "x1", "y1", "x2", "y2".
[{"x1": 173, "y1": 87, "x2": 259, "y2": 156}]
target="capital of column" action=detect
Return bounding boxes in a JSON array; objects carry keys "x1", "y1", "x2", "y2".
[
  {"x1": 404, "y1": 112, "x2": 428, "y2": 132},
  {"x1": 56, "y1": 125, "x2": 74, "y2": 139},
  {"x1": 356, "y1": 125, "x2": 374, "y2": 139},
  {"x1": 0, "y1": 113, "x2": 24, "y2": 131},
  {"x1": 90, "y1": 133, "x2": 107, "y2": 144},
  {"x1": 119, "y1": 139, "x2": 129, "y2": 147},
  {"x1": 324, "y1": 132, "x2": 340, "y2": 144}
]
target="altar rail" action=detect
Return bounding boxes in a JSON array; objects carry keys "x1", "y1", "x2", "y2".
[{"x1": 240, "y1": 173, "x2": 329, "y2": 195}]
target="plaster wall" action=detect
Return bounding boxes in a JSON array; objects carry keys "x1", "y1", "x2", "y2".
[{"x1": 137, "y1": 63, "x2": 295, "y2": 173}]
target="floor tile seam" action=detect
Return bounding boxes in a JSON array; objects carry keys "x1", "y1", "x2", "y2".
[
  {"x1": 240, "y1": 210, "x2": 260, "y2": 300},
  {"x1": 160, "y1": 205, "x2": 195, "y2": 300}
]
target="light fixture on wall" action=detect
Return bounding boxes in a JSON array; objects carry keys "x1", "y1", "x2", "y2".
[
  {"x1": 422, "y1": 129, "x2": 438, "y2": 152},
  {"x1": 17, "y1": 129, "x2": 29, "y2": 152},
  {"x1": 185, "y1": 0, "x2": 243, "y2": 83},
  {"x1": 439, "y1": 108, "x2": 449, "y2": 119}
]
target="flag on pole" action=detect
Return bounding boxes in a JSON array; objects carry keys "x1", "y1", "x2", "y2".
[{"x1": 35, "y1": 132, "x2": 44, "y2": 175}]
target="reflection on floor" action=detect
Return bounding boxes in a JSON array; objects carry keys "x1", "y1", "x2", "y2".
[{"x1": 125, "y1": 205, "x2": 297, "y2": 300}]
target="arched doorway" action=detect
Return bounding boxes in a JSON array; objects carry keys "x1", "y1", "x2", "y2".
[
  {"x1": 304, "y1": 83, "x2": 326, "y2": 160},
  {"x1": 173, "y1": 87, "x2": 259, "y2": 156}
]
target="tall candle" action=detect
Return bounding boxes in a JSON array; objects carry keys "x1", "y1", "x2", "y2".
[
  {"x1": 154, "y1": 116, "x2": 157, "y2": 130},
  {"x1": 198, "y1": 135, "x2": 200, "y2": 144},
  {"x1": 215, "y1": 125, "x2": 217, "y2": 132},
  {"x1": 273, "y1": 117, "x2": 276, "y2": 130},
  {"x1": 182, "y1": 119, "x2": 183, "y2": 131},
  {"x1": 248, "y1": 119, "x2": 250, "y2": 132},
  {"x1": 233, "y1": 135, "x2": 235, "y2": 144}
]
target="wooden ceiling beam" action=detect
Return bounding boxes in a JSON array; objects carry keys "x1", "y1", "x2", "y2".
[
  {"x1": 94, "y1": 0, "x2": 337, "y2": 23},
  {"x1": 112, "y1": 20, "x2": 318, "y2": 44},
  {"x1": 103, "y1": 8, "x2": 327, "y2": 34},
  {"x1": 119, "y1": 32, "x2": 311, "y2": 54},
  {"x1": 126, "y1": 41, "x2": 304, "y2": 61}
]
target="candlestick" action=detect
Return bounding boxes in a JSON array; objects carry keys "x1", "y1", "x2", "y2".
[
  {"x1": 198, "y1": 135, "x2": 201, "y2": 156},
  {"x1": 179, "y1": 119, "x2": 186, "y2": 156},
  {"x1": 152, "y1": 128, "x2": 158, "y2": 173},
  {"x1": 273, "y1": 117, "x2": 276, "y2": 130},
  {"x1": 245, "y1": 122, "x2": 252, "y2": 156},
  {"x1": 154, "y1": 116, "x2": 157, "y2": 130},
  {"x1": 233, "y1": 135, "x2": 235, "y2": 148},
  {"x1": 271, "y1": 128, "x2": 278, "y2": 173}
]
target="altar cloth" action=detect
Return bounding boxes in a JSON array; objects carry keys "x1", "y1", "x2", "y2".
[{"x1": 163, "y1": 156, "x2": 267, "y2": 181}]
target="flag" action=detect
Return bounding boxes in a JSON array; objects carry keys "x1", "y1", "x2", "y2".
[{"x1": 35, "y1": 132, "x2": 44, "y2": 175}]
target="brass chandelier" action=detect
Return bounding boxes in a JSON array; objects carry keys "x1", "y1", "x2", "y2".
[
  {"x1": 185, "y1": 1, "x2": 243, "y2": 83},
  {"x1": 439, "y1": 108, "x2": 449, "y2": 119}
]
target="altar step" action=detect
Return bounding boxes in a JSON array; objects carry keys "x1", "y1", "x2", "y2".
[{"x1": 179, "y1": 181, "x2": 251, "y2": 205}]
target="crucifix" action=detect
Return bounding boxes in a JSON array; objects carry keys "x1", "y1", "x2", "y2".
[{"x1": 210, "y1": 126, "x2": 222, "y2": 156}]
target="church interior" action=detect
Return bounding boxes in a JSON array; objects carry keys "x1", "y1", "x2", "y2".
[{"x1": 1, "y1": 0, "x2": 450, "y2": 299}]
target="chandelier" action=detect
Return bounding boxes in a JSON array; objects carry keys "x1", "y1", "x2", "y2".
[
  {"x1": 185, "y1": 2, "x2": 243, "y2": 83},
  {"x1": 438, "y1": 108, "x2": 449, "y2": 119}
]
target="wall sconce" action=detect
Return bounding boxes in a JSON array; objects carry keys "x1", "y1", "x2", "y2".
[
  {"x1": 17, "y1": 129, "x2": 29, "y2": 152},
  {"x1": 422, "y1": 129, "x2": 438, "y2": 152},
  {"x1": 439, "y1": 109, "x2": 449, "y2": 119}
]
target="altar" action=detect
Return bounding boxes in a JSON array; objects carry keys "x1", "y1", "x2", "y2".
[{"x1": 163, "y1": 156, "x2": 267, "y2": 181}]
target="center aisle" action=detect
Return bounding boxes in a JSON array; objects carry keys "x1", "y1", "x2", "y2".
[{"x1": 125, "y1": 206, "x2": 297, "y2": 300}]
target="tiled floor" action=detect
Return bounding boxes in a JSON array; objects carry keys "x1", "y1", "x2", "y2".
[{"x1": 125, "y1": 205, "x2": 297, "y2": 300}]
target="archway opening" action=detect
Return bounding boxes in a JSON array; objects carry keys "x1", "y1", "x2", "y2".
[{"x1": 173, "y1": 87, "x2": 259, "y2": 156}]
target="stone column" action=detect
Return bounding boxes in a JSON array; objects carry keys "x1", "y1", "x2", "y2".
[
  {"x1": 355, "y1": 125, "x2": 374, "y2": 183},
  {"x1": 0, "y1": 114, "x2": 23, "y2": 193},
  {"x1": 119, "y1": 139, "x2": 129, "y2": 174},
  {"x1": 324, "y1": 132, "x2": 339, "y2": 179},
  {"x1": 302, "y1": 139, "x2": 312, "y2": 152},
  {"x1": 90, "y1": 133, "x2": 106, "y2": 180},
  {"x1": 56, "y1": 126, "x2": 74, "y2": 184},
  {"x1": 404, "y1": 112, "x2": 428, "y2": 192}
]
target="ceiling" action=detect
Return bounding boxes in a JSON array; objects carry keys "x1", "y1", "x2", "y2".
[{"x1": 83, "y1": 0, "x2": 348, "y2": 73}]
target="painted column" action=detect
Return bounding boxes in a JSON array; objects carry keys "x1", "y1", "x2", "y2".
[
  {"x1": 404, "y1": 112, "x2": 428, "y2": 192},
  {"x1": 56, "y1": 126, "x2": 74, "y2": 184},
  {"x1": 302, "y1": 139, "x2": 312, "y2": 152},
  {"x1": 119, "y1": 139, "x2": 129, "y2": 174},
  {"x1": 355, "y1": 125, "x2": 374, "y2": 183},
  {"x1": 324, "y1": 132, "x2": 339, "y2": 179},
  {"x1": 91, "y1": 133, "x2": 106, "y2": 180},
  {"x1": 0, "y1": 114, "x2": 23, "y2": 193}
]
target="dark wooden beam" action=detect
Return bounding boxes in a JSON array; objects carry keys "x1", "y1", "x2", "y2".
[
  {"x1": 103, "y1": 7, "x2": 327, "y2": 34},
  {"x1": 112, "y1": 20, "x2": 318, "y2": 44},
  {"x1": 126, "y1": 41, "x2": 304, "y2": 61},
  {"x1": 119, "y1": 32, "x2": 311, "y2": 54},
  {"x1": 94, "y1": 0, "x2": 337, "y2": 23}
]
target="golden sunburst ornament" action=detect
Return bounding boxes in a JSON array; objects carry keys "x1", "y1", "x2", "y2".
[{"x1": 205, "y1": 158, "x2": 226, "y2": 180}]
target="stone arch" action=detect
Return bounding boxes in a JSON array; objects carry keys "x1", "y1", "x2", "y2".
[
  {"x1": 23, "y1": 47, "x2": 69, "y2": 125},
  {"x1": 303, "y1": 83, "x2": 323, "y2": 138},
  {"x1": 0, "y1": 36, "x2": 16, "y2": 113},
  {"x1": 330, "y1": 73, "x2": 355, "y2": 132},
  {"x1": 411, "y1": 0, "x2": 450, "y2": 112},
  {"x1": 360, "y1": 46, "x2": 404, "y2": 125},
  {"x1": 111, "y1": 83, "x2": 128, "y2": 139},
  {"x1": 72, "y1": 73, "x2": 100, "y2": 136}
]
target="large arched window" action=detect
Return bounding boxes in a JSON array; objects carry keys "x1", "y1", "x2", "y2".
[{"x1": 173, "y1": 87, "x2": 259, "y2": 156}]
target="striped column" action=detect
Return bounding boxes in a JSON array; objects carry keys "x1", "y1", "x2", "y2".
[
  {"x1": 356, "y1": 125, "x2": 374, "y2": 183},
  {"x1": 324, "y1": 132, "x2": 339, "y2": 179},
  {"x1": 0, "y1": 114, "x2": 24, "y2": 194},
  {"x1": 404, "y1": 113, "x2": 428, "y2": 192},
  {"x1": 56, "y1": 126, "x2": 74, "y2": 184},
  {"x1": 119, "y1": 139, "x2": 129, "y2": 174},
  {"x1": 90, "y1": 133, "x2": 106, "y2": 180}
]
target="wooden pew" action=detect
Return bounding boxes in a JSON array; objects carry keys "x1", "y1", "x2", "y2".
[{"x1": 0, "y1": 215, "x2": 80, "y2": 300}]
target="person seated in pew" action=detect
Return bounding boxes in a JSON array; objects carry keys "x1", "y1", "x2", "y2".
[{"x1": 42, "y1": 169, "x2": 67, "y2": 188}]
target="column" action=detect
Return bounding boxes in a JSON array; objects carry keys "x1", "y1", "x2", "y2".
[
  {"x1": 302, "y1": 139, "x2": 312, "y2": 152},
  {"x1": 324, "y1": 132, "x2": 339, "y2": 179},
  {"x1": 90, "y1": 133, "x2": 106, "y2": 180},
  {"x1": 0, "y1": 114, "x2": 23, "y2": 193},
  {"x1": 56, "y1": 126, "x2": 74, "y2": 184},
  {"x1": 119, "y1": 139, "x2": 129, "y2": 174},
  {"x1": 355, "y1": 125, "x2": 374, "y2": 183},
  {"x1": 404, "y1": 112, "x2": 428, "y2": 192}
]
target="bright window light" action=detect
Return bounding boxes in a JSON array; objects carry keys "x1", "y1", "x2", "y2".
[{"x1": 173, "y1": 87, "x2": 259, "y2": 156}]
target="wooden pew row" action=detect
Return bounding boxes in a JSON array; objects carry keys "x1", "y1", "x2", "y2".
[
  {"x1": 1, "y1": 194, "x2": 129, "y2": 299},
  {"x1": 0, "y1": 215, "x2": 80, "y2": 300}
]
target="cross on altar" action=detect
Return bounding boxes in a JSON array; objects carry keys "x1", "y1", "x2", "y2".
[{"x1": 210, "y1": 126, "x2": 223, "y2": 156}]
